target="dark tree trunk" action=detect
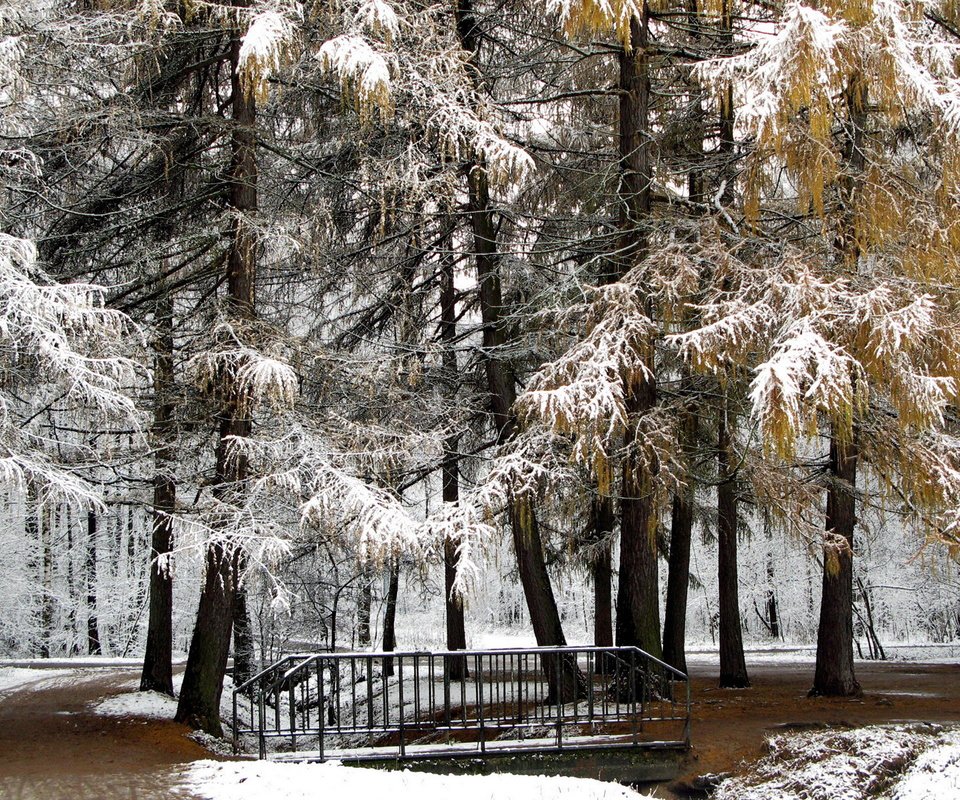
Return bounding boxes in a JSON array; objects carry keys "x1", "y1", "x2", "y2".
[
  {"x1": 39, "y1": 495, "x2": 55, "y2": 658},
  {"x1": 589, "y1": 494, "x2": 614, "y2": 651},
  {"x1": 614, "y1": 8, "x2": 661, "y2": 659},
  {"x1": 454, "y1": 0, "x2": 581, "y2": 701},
  {"x1": 441, "y1": 253, "x2": 468, "y2": 679},
  {"x1": 663, "y1": 488, "x2": 694, "y2": 673},
  {"x1": 511, "y1": 495, "x2": 586, "y2": 703},
  {"x1": 141, "y1": 291, "x2": 176, "y2": 696},
  {"x1": 766, "y1": 558, "x2": 780, "y2": 639},
  {"x1": 717, "y1": 401, "x2": 749, "y2": 688},
  {"x1": 663, "y1": 402, "x2": 696, "y2": 673},
  {"x1": 357, "y1": 564, "x2": 372, "y2": 648},
  {"x1": 86, "y1": 507, "x2": 102, "y2": 656},
  {"x1": 175, "y1": 21, "x2": 257, "y2": 735},
  {"x1": 812, "y1": 72, "x2": 866, "y2": 698},
  {"x1": 811, "y1": 432, "x2": 861, "y2": 696},
  {"x1": 232, "y1": 579, "x2": 255, "y2": 686},
  {"x1": 382, "y1": 558, "x2": 400, "y2": 677}
]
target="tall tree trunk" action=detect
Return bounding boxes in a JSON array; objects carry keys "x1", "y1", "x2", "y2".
[
  {"x1": 811, "y1": 432, "x2": 861, "y2": 696},
  {"x1": 86, "y1": 506, "x2": 102, "y2": 656},
  {"x1": 454, "y1": 0, "x2": 582, "y2": 702},
  {"x1": 232, "y1": 579, "x2": 255, "y2": 685},
  {"x1": 717, "y1": 398, "x2": 749, "y2": 688},
  {"x1": 766, "y1": 557, "x2": 780, "y2": 639},
  {"x1": 440, "y1": 253, "x2": 468, "y2": 679},
  {"x1": 357, "y1": 564, "x2": 372, "y2": 648},
  {"x1": 663, "y1": 399, "x2": 696, "y2": 673},
  {"x1": 589, "y1": 494, "x2": 614, "y2": 651},
  {"x1": 811, "y1": 73, "x2": 867, "y2": 698},
  {"x1": 65, "y1": 508, "x2": 78, "y2": 655},
  {"x1": 382, "y1": 558, "x2": 400, "y2": 677},
  {"x1": 141, "y1": 290, "x2": 176, "y2": 695},
  {"x1": 615, "y1": 7, "x2": 661, "y2": 658},
  {"x1": 175, "y1": 19, "x2": 257, "y2": 735}
]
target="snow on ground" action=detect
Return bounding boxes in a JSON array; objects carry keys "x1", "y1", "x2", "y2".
[
  {"x1": 713, "y1": 724, "x2": 960, "y2": 800},
  {"x1": 182, "y1": 760, "x2": 651, "y2": 800},
  {"x1": 893, "y1": 729, "x2": 960, "y2": 799},
  {"x1": 94, "y1": 689, "x2": 179, "y2": 719},
  {"x1": 0, "y1": 666, "x2": 78, "y2": 696},
  {"x1": 90, "y1": 671, "x2": 192, "y2": 719}
]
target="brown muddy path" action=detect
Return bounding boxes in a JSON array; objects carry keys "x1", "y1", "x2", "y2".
[
  {"x1": 0, "y1": 659, "x2": 957, "y2": 799},
  {"x1": 0, "y1": 667, "x2": 219, "y2": 800},
  {"x1": 668, "y1": 658, "x2": 960, "y2": 795}
]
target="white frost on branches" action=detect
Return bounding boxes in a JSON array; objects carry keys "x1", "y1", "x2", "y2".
[
  {"x1": 545, "y1": 0, "x2": 643, "y2": 47},
  {"x1": 0, "y1": 233, "x2": 139, "y2": 504},
  {"x1": 695, "y1": 2, "x2": 847, "y2": 143},
  {"x1": 354, "y1": 0, "x2": 399, "y2": 43},
  {"x1": 318, "y1": 35, "x2": 394, "y2": 122},
  {"x1": 238, "y1": 9, "x2": 297, "y2": 101},
  {"x1": 518, "y1": 281, "x2": 655, "y2": 481}
]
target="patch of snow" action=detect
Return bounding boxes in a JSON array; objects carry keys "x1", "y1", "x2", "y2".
[
  {"x1": 94, "y1": 689, "x2": 178, "y2": 720},
  {"x1": 0, "y1": 666, "x2": 78, "y2": 696},
  {"x1": 892, "y1": 730, "x2": 960, "y2": 799},
  {"x1": 181, "y1": 760, "x2": 651, "y2": 800},
  {"x1": 713, "y1": 724, "x2": 957, "y2": 800}
]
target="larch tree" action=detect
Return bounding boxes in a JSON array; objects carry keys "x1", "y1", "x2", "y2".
[{"x1": 672, "y1": 0, "x2": 960, "y2": 696}]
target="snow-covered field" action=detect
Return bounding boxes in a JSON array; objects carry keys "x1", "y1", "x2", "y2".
[{"x1": 182, "y1": 760, "x2": 651, "y2": 800}]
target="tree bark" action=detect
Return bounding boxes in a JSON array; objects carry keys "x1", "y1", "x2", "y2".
[
  {"x1": 357, "y1": 564, "x2": 372, "y2": 648},
  {"x1": 811, "y1": 73, "x2": 866, "y2": 698},
  {"x1": 614, "y1": 7, "x2": 662, "y2": 659},
  {"x1": 440, "y1": 253, "x2": 468, "y2": 679},
  {"x1": 717, "y1": 399, "x2": 749, "y2": 688},
  {"x1": 663, "y1": 400, "x2": 696, "y2": 674},
  {"x1": 811, "y1": 432, "x2": 861, "y2": 696},
  {"x1": 382, "y1": 557, "x2": 400, "y2": 677},
  {"x1": 141, "y1": 290, "x2": 176, "y2": 695},
  {"x1": 663, "y1": 486, "x2": 693, "y2": 673},
  {"x1": 589, "y1": 494, "x2": 614, "y2": 651},
  {"x1": 232, "y1": 579, "x2": 255, "y2": 685},
  {"x1": 175, "y1": 18, "x2": 257, "y2": 735},
  {"x1": 86, "y1": 506, "x2": 102, "y2": 656}
]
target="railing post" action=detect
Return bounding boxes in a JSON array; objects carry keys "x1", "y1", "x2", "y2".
[
  {"x1": 258, "y1": 684, "x2": 267, "y2": 759},
  {"x1": 318, "y1": 658, "x2": 325, "y2": 761},
  {"x1": 476, "y1": 653, "x2": 485, "y2": 755},
  {"x1": 398, "y1": 655, "x2": 406, "y2": 758}
]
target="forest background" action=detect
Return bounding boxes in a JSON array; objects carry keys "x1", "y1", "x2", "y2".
[{"x1": 1, "y1": 0, "x2": 960, "y2": 736}]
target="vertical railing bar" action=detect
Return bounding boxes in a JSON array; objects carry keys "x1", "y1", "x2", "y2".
[
  {"x1": 398, "y1": 655, "x2": 406, "y2": 758},
  {"x1": 258, "y1": 682, "x2": 267, "y2": 759},
  {"x1": 351, "y1": 659, "x2": 358, "y2": 731},
  {"x1": 382, "y1": 655, "x2": 389, "y2": 733},
  {"x1": 413, "y1": 653, "x2": 420, "y2": 735},
  {"x1": 366, "y1": 656, "x2": 375, "y2": 743},
  {"x1": 317, "y1": 659, "x2": 324, "y2": 761},
  {"x1": 587, "y1": 649, "x2": 594, "y2": 728},
  {"x1": 476, "y1": 653, "x2": 485, "y2": 754}
]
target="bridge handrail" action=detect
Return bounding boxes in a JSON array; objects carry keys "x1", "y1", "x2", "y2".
[{"x1": 232, "y1": 644, "x2": 691, "y2": 760}]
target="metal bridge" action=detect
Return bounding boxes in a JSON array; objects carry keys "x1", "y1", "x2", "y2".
[{"x1": 232, "y1": 645, "x2": 690, "y2": 781}]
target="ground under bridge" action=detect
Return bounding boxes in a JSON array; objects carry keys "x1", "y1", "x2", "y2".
[{"x1": 232, "y1": 645, "x2": 691, "y2": 782}]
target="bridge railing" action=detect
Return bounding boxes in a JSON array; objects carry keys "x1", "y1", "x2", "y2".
[{"x1": 232, "y1": 645, "x2": 690, "y2": 761}]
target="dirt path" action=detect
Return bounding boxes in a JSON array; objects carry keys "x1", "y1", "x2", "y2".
[
  {"x1": 1, "y1": 659, "x2": 957, "y2": 799},
  {"x1": 668, "y1": 658, "x2": 960, "y2": 796},
  {"x1": 0, "y1": 667, "x2": 220, "y2": 800}
]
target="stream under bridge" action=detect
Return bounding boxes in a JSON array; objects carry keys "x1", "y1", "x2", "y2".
[{"x1": 232, "y1": 645, "x2": 691, "y2": 782}]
